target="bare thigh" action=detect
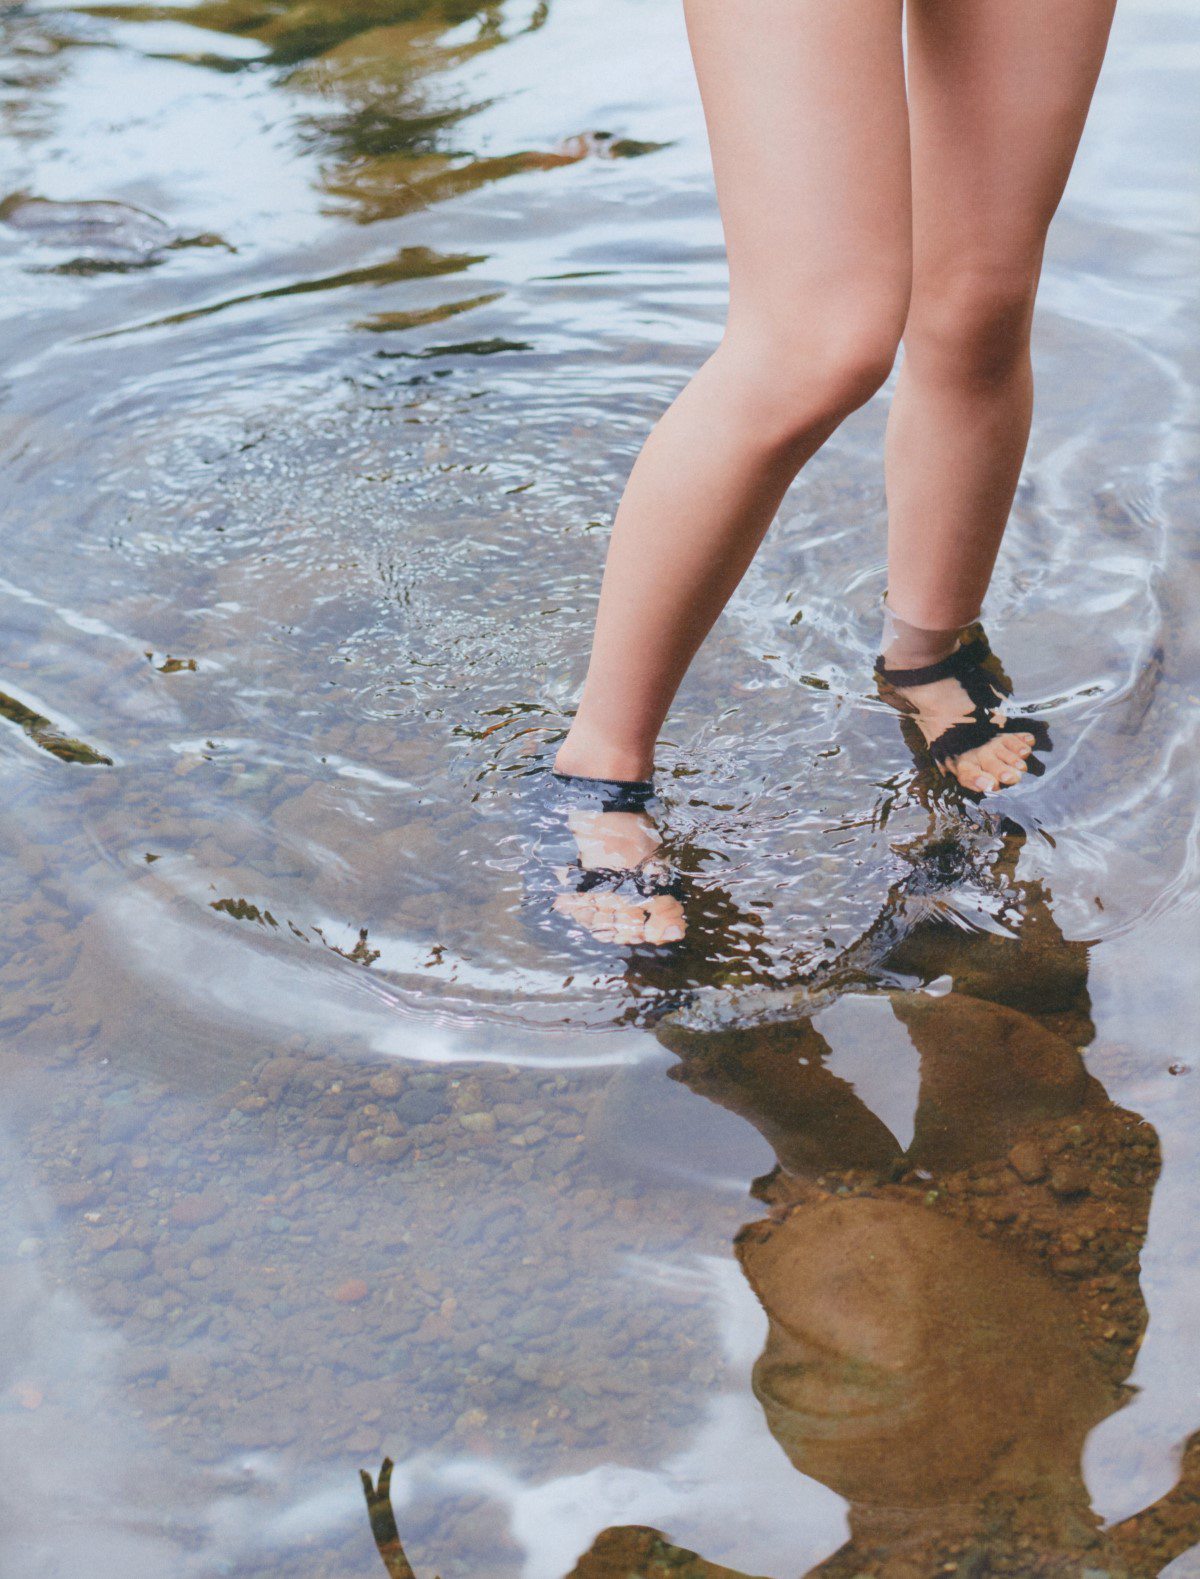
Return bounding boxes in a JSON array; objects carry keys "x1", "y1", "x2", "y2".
[
  {"x1": 684, "y1": 0, "x2": 912, "y2": 372},
  {"x1": 905, "y1": 0, "x2": 1118, "y2": 351}
]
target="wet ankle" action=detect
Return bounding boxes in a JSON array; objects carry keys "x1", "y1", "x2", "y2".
[
  {"x1": 880, "y1": 597, "x2": 971, "y2": 671},
  {"x1": 554, "y1": 736, "x2": 655, "y2": 784}
]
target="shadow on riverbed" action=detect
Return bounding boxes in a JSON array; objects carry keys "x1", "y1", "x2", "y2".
[{"x1": 363, "y1": 827, "x2": 1200, "y2": 1577}]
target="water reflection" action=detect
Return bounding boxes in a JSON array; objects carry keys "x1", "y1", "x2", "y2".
[{"x1": 377, "y1": 833, "x2": 1199, "y2": 1575}]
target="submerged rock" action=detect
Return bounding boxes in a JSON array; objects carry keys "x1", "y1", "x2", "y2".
[{"x1": 0, "y1": 193, "x2": 228, "y2": 274}]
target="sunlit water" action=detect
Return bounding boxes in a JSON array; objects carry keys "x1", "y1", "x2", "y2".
[{"x1": 1, "y1": 1, "x2": 1198, "y2": 1574}]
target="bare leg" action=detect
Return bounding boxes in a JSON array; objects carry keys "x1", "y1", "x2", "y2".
[
  {"x1": 556, "y1": 0, "x2": 911, "y2": 782},
  {"x1": 882, "y1": 0, "x2": 1117, "y2": 791}
]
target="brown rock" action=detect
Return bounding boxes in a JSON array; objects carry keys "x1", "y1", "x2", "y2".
[
  {"x1": 1008, "y1": 1141, "x2": 1048, "y2": 1184},
  {"x1": 170, "y1": 1189, "x2": 228, "y2": 1228},
  {"x1": 333, "y1": 1278, "x2": 370, "y2": 1304},
  {"x1": 258, "y1": 1057, "x2": 301, "y2": 1088},
  {"x1": 1049, "y1": 1162, "x2": 1090, "y2": 1198}
]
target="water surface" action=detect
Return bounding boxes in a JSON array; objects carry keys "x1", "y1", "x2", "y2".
[{"x1": 1, "y1": 1, "x2": 1199, "y2": 1574}]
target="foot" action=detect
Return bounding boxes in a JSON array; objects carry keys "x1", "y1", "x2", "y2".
[
  {"x1": 552, "y1": 808, "x2": 686, "y2": 946},
  {"x1": 876, "y1": 633, "x2": 1043, "y2": 795},
  {"x1": 892, "y1": 668, "x2": 1034, "y2": 792}
]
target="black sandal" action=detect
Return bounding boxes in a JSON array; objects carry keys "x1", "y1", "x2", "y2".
[
  {"x1": 875, "y1": 630, "x2": 1051, "y2": 786},
  {"x1": 557, "y1": 860, "x2": 684, "y2": 905},
  {"x1": 547, "y1": 771, "x2": 686, "y2": 942},
  {"x1": 551, "y1": 770, "x2": 656, "y2": 814}
]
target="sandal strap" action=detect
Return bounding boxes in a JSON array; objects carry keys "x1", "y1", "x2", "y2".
[
  {"x1": 929, "y1": 711, "x2": 1049, "y2": 766},
  {"x1": 553, "y1": 771, "x2": 655, "y2": 813},
  {"x1": 875, "y1": 635, "x2": 1001, "y2": 691},
  {"x1": 927, "y1": 717, "x2": 1004, "y2": 765},
  {"x1": 571, "y1": 864, "x2": 683, "y2": 901}
]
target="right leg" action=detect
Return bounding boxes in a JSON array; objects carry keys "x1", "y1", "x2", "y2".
[{"x1": 555, "y1": 0, "x2": 912, "y2": 782}]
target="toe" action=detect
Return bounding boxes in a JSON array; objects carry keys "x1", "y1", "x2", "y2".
[
  {"x1": 995, "y1": 745, "x2": 1028, "y2": 775},
  {"x1": 646, "y1": 914, "x2": 686, "y2": 945},
  {"x1": 948, "y1": 746, "x2": 1001, "y2": 792},
  {"x1": 977, "y1": 739, "x2": 1028, "y2": 783},
  {"x1": 553, "y1": 893, "x2": 590, "y2": 923},
  {"x1": 643, "y1": 896, "x2": 686, "y2": 945}
]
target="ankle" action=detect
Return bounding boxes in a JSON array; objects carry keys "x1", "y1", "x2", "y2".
[
  {"x1": 881, "y1": 595, "x2": 968, "y2": 669},
  {"x1": 554, "y1": 724, "x2": 655, "y2": 783}
]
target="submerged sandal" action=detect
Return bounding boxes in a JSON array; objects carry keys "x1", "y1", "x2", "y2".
[
  {"x1": 559, "y1": 860, "x2": 684, "y2": 904},
  {"x1": 551, "y1": 770, "x2": 656, "y2": 814},
  {"x1": 548, "y1": 772, "x2": 687, "y2": 945},
  {"x1": 875, "y1": 630, "x2": 1051, "y2": 793}
]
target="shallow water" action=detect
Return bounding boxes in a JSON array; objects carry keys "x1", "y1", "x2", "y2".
[{"x1": 1, "y1": 1, "x2": 1199, "y2": 1574}]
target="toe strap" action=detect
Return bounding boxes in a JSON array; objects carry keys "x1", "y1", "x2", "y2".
[
  {"x1": 999, "y1": 714, "x2": 1052, "y2": 752},
  {"x1": 928, "y1": 717, "x2": 1006, "y2": 767},
  {"x1": 570, "y1": 864, "x2": 684, "y2": 901},
  {"x1": 929, "y1": 711, "x2": 1050, "y2": 767}
]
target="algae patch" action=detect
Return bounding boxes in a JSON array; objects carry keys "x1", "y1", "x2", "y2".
[{"x1": 0, "y1": 689, "x2": 112, "y2": 765}]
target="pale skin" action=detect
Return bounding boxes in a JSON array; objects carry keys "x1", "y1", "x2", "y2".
[{"x1": 552, "y1": 0, "x2": 1117, "y2": 944}]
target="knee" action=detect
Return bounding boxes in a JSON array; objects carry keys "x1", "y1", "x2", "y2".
[
  {"x1": 905, "y1": 266, "x2": 1039, "y2": 387},
  {"x1": 816, "y1": 327, "x2": 903, "y2": 420},
  {"x1": 721, "y1": 312, "x2": 903, "y2": 454}
]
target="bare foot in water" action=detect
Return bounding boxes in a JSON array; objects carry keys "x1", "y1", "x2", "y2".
[{"x1": 553, "y1": 807, "x2": 686, "y2": 946}]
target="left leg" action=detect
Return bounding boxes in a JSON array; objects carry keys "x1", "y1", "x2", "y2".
[{"x1": 882, "y1": 0, "x2": 1117, "y2": 791}]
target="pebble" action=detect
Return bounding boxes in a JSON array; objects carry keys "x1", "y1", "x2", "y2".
[
  {"x1": 333, "y1": 1278, "x2": 370, "y2": 1304},
  {"x1": 1049, "y1": 1162, "x2": 1090, "y2": 1197},
  {"x1": 1008, "y1": 1141, "x2": 1048, "y2": 1183},
  {"x1": 118, "y1": 1348, "x2": 169, "y2": 1382},
  {"x1": 190, "y1": 1220, "x2": 235, "y2": 1252},
  {"x1": 396, "y1": 1089, "x2": 448, "y2": 1124},
  {"x1": 170, "y1": 1189, "x2": 229, "y2": 1228},
  {"x1": 459, "y1": 1111, "x2": 496, "y2": 1134},
  {"x1": 103, "y1": 1247, "x2": 151, "y2": 1280}
]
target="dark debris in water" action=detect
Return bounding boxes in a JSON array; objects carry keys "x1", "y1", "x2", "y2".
[
  {"x1": 145, "y1": 651, "x2": 198, "y2": 673},
  {"x1": 376, "y1": 335, "x2": 530, "y2": 358},
  {"x1": 0, "y1": 688, "x2": 112, "y2": 765},
  {"x1": 357, "y1": 289, "x2": 503, "y2": 333},
  {"x1": 88, "y1": 245, "x2": 489, "y2": 338}
]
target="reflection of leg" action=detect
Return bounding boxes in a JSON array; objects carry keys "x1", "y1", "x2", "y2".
[
  {"x1": 892, "y1": 991, "x2": 1100, "y2": 1172},
  {"x1": 567, "y1": 1525, "x2": 755, "y2": 1578},
  {"x1": 661, "y1": 1018, "x2": 902, "y2": 1179},
  {"x1": 555, "y1": 0, "x2": 910, "y2": 781}
]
